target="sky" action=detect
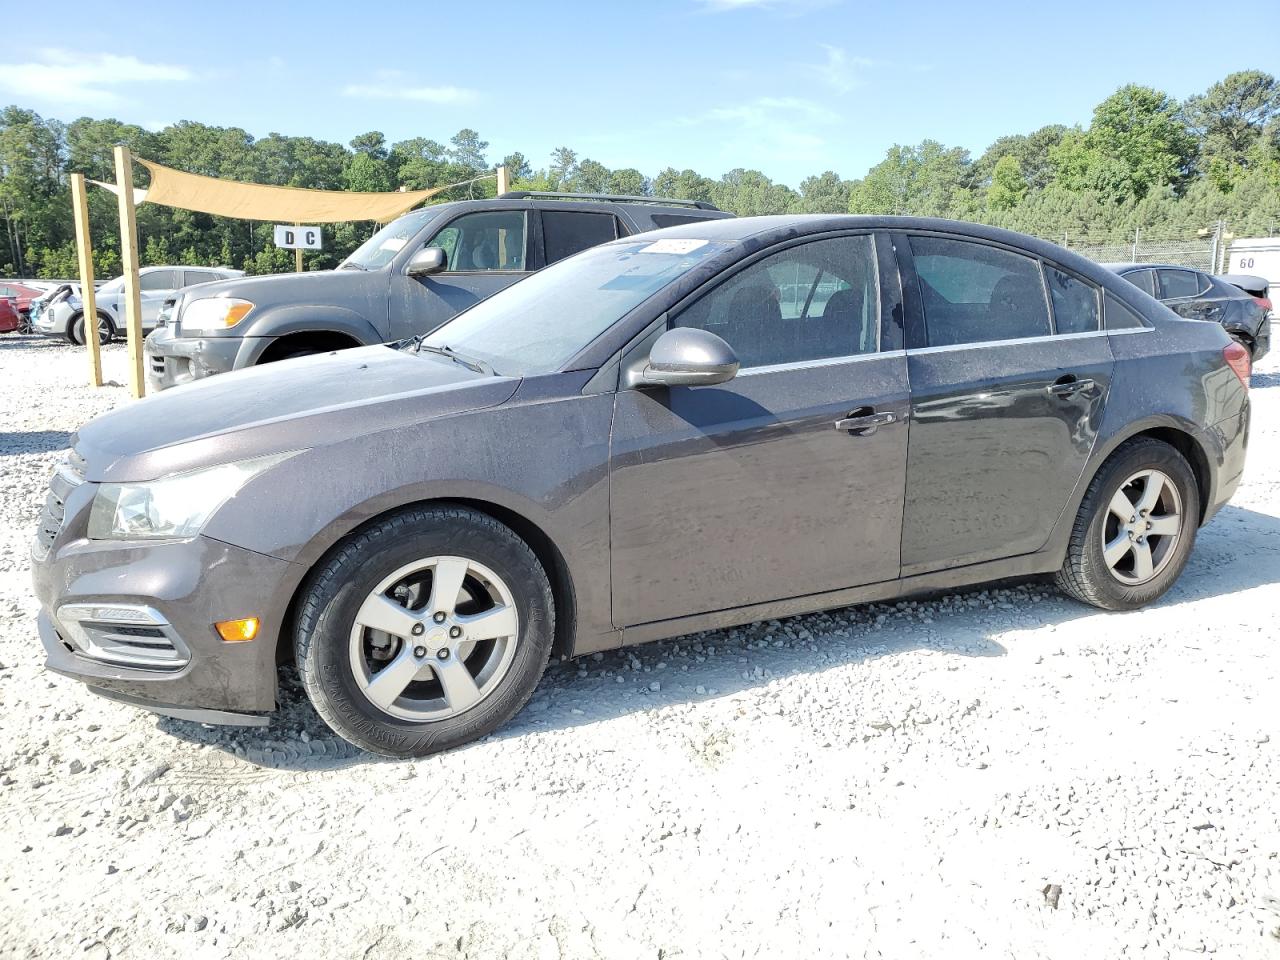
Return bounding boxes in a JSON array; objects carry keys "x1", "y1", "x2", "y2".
[{"x1": 0, "y1": 0, "x2": 1266, "y2": 188}]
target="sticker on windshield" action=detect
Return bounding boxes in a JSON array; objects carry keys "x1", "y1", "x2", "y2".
[
  {"x1": 380, "y1": 237, "x2": 408, "y2": 252},
  {"x1": 638, "y1": 239, "x2": 708, "y2": 254}
]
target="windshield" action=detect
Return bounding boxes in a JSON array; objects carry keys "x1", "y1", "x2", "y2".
[
  {"x1": 341, "y1": 209, "x2": 440, "y2": 270},
  {"x1": 418, "y1": 238, "x2": 731, "y2": 376},
  {"x1": 98, "y1": 276, "x2": 124, "y2": 293}
]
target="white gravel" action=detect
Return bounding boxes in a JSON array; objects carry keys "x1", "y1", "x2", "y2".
[{"x1": 1, "y1": 334, "x2": 1278, "y2": 959}]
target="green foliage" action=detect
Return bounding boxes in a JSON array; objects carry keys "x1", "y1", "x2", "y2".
[{"x1": 3, "y1": 69, "x2": 1279, "y2": 279}]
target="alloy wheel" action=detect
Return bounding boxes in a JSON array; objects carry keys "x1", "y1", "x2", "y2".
[
  {"x1": 348, "y1": 556, "x2": 519, "y2": 722},
  {"x1": 1101, "y1": 468, "x2": 1183, "y2": 586}
]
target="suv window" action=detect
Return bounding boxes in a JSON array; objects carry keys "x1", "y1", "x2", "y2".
[
  {"x1": 139, "y1": 270, "x2": 178, "y2": 291},
  {"x1": 909, "y1": 237, "x2": 1050, "y2": 346},
  {"x1": 1123, "y1": 269, "x2": 1157, "y2": 297},
  {"x1": 1158, "y1": 269, "x2": 1202, "y2": 300},
  {"x1": 183, "y1": 270, "x2": 220, "y2": 286},
  {"x1": 674, "y1": 235, "x2": 878, "y2": 368},
  {"x1": 649, "y1": 213, "x2": 714, "y2": 229},
  {"x1": 542, "y1": 211, "x2": 619, "y2": 265},
  {"x1": 1045, "y1": 267, "x2": 1099, "y2": 334},
  {"x1": 430, "y1": 211, "x2": 526, "y2": 272}
]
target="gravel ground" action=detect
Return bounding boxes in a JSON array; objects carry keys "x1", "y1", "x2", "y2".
[{"x1": 1, "y1": 334, "x2": 1278, "y2": 959}]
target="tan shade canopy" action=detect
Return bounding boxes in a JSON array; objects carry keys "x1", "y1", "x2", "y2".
[{"x1": 129, "y1": 159, "x2": 445, "y2": 223}]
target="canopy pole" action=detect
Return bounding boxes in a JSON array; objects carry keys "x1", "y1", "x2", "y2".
[
  {"x1": 70, "y1": 173, "x2": 103, "y2": 388},
  {"x1": 294, "y1": 222, "x2": 303, "y2": 273},
  {"x1": 496, "y1": 165, "x2": 509, "y2": 195},
  {"x1": 113, "y1": 145, "x2": 146, "y2": 398}
]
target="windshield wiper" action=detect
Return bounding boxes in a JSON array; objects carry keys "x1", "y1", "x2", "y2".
[
  {"x1": 414, "y1": 340, "x2": 497, "y2": 376},
  {"x1": 338, "y1": 262, "x2": 366, "y2": 271}
]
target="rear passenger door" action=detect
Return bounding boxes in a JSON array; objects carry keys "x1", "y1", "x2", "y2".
[
  {"x1": 897, "y1": 233, "x2": 1113, "y2": 576},
  {"x1": 1157, "y1": 268, "x2": 1219, "y2": 322}
]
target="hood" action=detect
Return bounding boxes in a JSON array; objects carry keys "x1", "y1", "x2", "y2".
[{"x1": 74, "y1": 345, "x2": 519, "y2": 482}]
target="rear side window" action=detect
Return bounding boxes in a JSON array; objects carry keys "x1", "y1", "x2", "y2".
[
  {"x1": 1105, "y1": 293, "x2": 1148, "y2": 330},
  {"x1": 909, "y1": 236, "x2": 1050, "y2": 346},
  {"x1": 542, "y1": 211, "x2": 618, "y2": 265},
  {"x1": 184, "y1": 270, "x2": 220, "y2": 286},
  {"x1": 649, "y1": 213, "x2": 714, "y2": 229},
  {"x1": 1045, "y1": 267, "x2": 1099, "y2": 334},
  {"x1": 1158, "y1": 269, "x2": 1203, "y2": 299},
  {"x1": 1122, "y1": 269, "x2": 1156, "y2": 297}
]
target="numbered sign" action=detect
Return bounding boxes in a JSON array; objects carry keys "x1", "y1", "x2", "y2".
[{"x1": 273, "y1": 225, "x2": 322, "y2": 250}]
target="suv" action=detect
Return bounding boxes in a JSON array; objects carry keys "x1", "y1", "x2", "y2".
[
  {"x1": 1106, "y1": 262, "x2": 1271, "y2": 361},
  {"x1": 33, "y1": 266, "x2": 244, "y2": 345},
  {"x1": 146, "y1": 192, "x2": 731, "y2": 390}
]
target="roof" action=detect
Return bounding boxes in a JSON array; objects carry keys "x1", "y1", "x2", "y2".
[{"x1": 1101, "y1": 262, "x2": 1205, "y2": 273}]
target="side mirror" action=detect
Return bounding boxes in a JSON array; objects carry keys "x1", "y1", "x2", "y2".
[
  {"x1": 626, "y1": 327, "x2": 739, "y2": 388},
  {"x1": 406, "y1": 246, "x2": 447, "y2": 276}
]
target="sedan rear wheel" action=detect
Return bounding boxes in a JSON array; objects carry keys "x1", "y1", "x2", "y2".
[
  {"x1": 295, "y1": 506, "x2": 554, "y2": 757},
  {"x1": 1056, "y1": 438, "x2": 1199, "y2": 610}
]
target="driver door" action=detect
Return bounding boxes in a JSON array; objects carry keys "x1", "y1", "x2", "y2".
[{"x1": 608, "y1": 233, "x2": 909, "y2": 628}]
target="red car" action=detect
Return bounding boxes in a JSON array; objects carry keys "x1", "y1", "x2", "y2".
[
  {"x1": 0, "y1": 297, "x2": 19, "y2": 334},
  {"x1": 0, "y1": 282, "x2": 49, "y2": 317}
]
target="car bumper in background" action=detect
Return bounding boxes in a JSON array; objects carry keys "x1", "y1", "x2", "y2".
[
  {"x1": 145, "y1": 327, "x2": 267, "y2": 391},
  {"x1": 32, "y1": 531, "x2": 304, "y2": 718},
  {"x1": 1205, "y1": 401, "x2": 1250, "y2": 524}
]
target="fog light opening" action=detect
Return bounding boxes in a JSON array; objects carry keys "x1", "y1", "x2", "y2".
[{"x1": 215, "y1": 617, "x2": 260, "y2": 642}]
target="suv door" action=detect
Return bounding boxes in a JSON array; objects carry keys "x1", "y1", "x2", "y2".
[
  {"x1": 897, "y1": 233, "x2": 1113, "y2": 575},
  {"x1": 390, "y1": 209, "x2": 533, "y2": 341},
  {"x1": 608, "y1": 232, "x2": 909, "y2": 627},
  {"x1": 138, "y1": 269, "x2": 179, "y2": 327},
  {"x1": 538, "y1": 209, "x2": 621, "y2": 265}
]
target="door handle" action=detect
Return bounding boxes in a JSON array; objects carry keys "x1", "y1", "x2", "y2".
[
  {"x1": 834, "y1": 410, "x2": 896, "y2": 434},
  {"x1": 1046, "y1": 377, "x2": 1096, "y2": 398}
]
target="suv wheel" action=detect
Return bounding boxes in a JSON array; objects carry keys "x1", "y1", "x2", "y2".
[
  {"x1": 1055, "y1": 438, "x2": 1199, "y2": 610},
  {"x1": 71, "y1": 312, "x2": 115, "y2": 346},
  {"x1": 295, "y1": 506, "x2": 555, "y2": 757}
]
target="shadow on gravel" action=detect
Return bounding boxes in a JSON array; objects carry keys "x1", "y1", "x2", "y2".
[
  {"x1": 154, "y1": 503, "x2": 1280, "y2": 772},
  {"x1": 0, "y1": 430, "x2": 71, "y2": 455}
]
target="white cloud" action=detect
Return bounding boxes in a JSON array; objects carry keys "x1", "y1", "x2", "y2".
[
  {"x1": 341, "y1": 72, "x2": 477, "y2": 104},
  {"x1": 811, "y1": 44, "x2": 871, "y2": 94},
  {"x1": 695, "y1": 96, "x2": 840, "y2": 127},
  {"x1": 677, "y1": 96, "x2": 838, "y2": 165},
  {"x1": 0, "y1": 48, "x2": 191, "y2": 105}
]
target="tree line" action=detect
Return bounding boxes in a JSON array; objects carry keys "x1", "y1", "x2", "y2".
[{"x1": 1, "y1": 69, "x2": 1277, "y2": 280}]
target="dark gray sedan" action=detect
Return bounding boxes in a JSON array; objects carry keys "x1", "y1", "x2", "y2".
[{"x1": 33, "y1": 216, "x2": 1251, "y2": 757}]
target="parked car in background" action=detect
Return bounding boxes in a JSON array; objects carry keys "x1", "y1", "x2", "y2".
[
  {"x1": 0, "y1": 281, "x2": 55, "y2": 320},
  {"x1": 0, "y1": 296, "x2": 19, "y2": 333},
  {"x1": 33, "y1": 265, "x2": 243, "y2": 345},
  {"x1": 1106, "y1": 263, "x2": 1270, "y2": 360},
  {"x1": 1219, "y1": 272, "x2": 1273, "y2": 314},
  {"x1": 145, "y1": 192, "x2": 732, "y2": 391},
  {"x1": 35, "y1": 215, "x2": 1249, "y2": 757}
]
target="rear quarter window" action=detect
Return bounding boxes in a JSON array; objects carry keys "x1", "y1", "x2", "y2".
[{"x1": 1105, "y1": 292, "x2": 1150, "y2": 330}]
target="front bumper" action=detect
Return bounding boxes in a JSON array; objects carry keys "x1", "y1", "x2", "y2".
[
  {"x1": 145, "y1": 327, "x2": 268, "y2": 391},
  {"x1": 33, "y1": 526, "x2": 305, "y2": 718}
]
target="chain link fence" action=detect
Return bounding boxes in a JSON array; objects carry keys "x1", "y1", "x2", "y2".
[{"x1": 1055, "y1": 230, "x2": 1221, "y2": 273}]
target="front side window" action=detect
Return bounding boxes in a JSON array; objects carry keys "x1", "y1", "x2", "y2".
[
  {"x1": 1158, "y1": 269, "x2": 1202, "y2": 300},
  {"x1": 1046, "y1": 267, "x2": 1100, "y2": 334},
  {"x1": 542, "y1": 211, "x2": 618, "y2": 265},
  {"x1": 674, "y1": 235, "x2": 879, "y2": 368},
  {"x1": 139, "y1": 270, "x2": 178, "y2": 291},
  {"x1": 430, "y1": 211, "x2": 526, "y2": 272},
  {"x1": 910, "y1": 236, "x2": 1050, "y2": 346}
]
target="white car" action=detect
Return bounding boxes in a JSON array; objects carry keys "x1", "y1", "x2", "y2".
[{"x1": 33, "y1": 265, "x2": 243, "y2": 344}]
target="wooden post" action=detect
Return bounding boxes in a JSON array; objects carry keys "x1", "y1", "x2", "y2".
[
  {"x1": 294, "y1": 222, "x2": 303, "y2": 273},
  {"x1": 496, "y1": 164, "x2": 509, "y2": 195},
  {"x1": 113, "y1": 145, "x2": 146, "y2": 398},
  {"x1": 70, "y1": 174, "x2": 103, "y2": 387}
]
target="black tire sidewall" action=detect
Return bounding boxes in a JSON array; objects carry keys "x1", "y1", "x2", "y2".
[
  {"x1": 297, "y1": 509, "x2": 554, "y2": 757},
  {"x1": 1076, "y1": 442, "x2": 1200, "y2": 609}
]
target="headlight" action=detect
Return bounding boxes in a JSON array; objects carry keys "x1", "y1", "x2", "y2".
[
  {"x1": 87, "y1": 452, "x2": 296, "y2": 540},
  {"x1": 181, "y1": 297, "x2": 254, "y2": 334}
]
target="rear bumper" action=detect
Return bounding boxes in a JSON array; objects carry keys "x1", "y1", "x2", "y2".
[
  {"x1": 145, "y1": 327, "x2": 267, "y2": 391},
  {"x1": 1204, "y1": 401, "x2": 1250, "y2": 524}
]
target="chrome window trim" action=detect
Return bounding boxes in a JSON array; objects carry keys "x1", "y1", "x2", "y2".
[
  {"x1": 737, "y1": 349, "x2": 906, "y2": 377},
  {"x1": 905, "y1": 327, "x2": 1150, "y2": 356}
]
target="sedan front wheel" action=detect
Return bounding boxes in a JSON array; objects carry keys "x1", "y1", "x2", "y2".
[{"x1": 295, "y1": 506, "x2": 555, "y2": 757}]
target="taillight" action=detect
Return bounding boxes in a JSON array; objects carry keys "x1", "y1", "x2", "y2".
[
  {"x1": 1252, "y1": 296, "x2": 1272, "y2": 312},
  {"x1": 1223, "y1": 342, "x2": 1251, "y2": 388}
]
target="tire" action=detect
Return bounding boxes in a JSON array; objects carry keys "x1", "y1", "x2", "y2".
[
  {"x1": 295, "y1": 505, "x2": 555, "y2": 757},
  {"x1": 70, "y1": 312, "x2": 115, "y2": 346},
  {"x1": 1055, "y1": 437, "x2": 1199, "y2": 611}
]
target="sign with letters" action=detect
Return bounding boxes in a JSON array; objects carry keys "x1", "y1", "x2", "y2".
[{"x1": 273, "y1": 225, "x2": 322, "y2": 250}]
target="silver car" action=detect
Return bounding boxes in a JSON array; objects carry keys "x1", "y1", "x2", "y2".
[{"x1": 33, "y1": 265, "x2": 243, "y2": 344}]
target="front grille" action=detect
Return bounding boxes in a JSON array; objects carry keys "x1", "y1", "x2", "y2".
[
  {"x1": 34, "y1": 453, "x2": 85, "y2": 559},
  {"x1": 55, "y1": 604, "x2": 190, "y2": 671}
]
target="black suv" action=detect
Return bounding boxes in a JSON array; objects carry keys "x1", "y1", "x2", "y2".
[
  {"x1": 145, "y1": 192, "x2": 731, "y2": 390},
  {"x1": 1106, "y1": 262, "x2": 1271, "y2": 361}
]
